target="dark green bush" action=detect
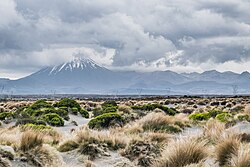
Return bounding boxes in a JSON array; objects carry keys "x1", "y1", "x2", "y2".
[
  {"x1": 79, "y1": 109, "x2": 89, "y2": 118},
  {"x1": 25, "y1": 108, "x2": 44, "y2": 117},
  {"x1": 101, "y1": 100, "x2": 118, "y2": 109},
  {"x1": 88, "y1": 113, "x2": 124, "y2": 129},
  {"x1": 215, "y1": 113, "x2": 232, "y2": 122},
  {"x1": 44, "y1": 108, "x2": 69, "y2": 120},
  {"x1": 54, "y1": 98, "x2": 81, "y2": 111},
  {"x1": 70, "y1": 107, "x2": 79, "y2": 115},
  {"x1": 237, "y1": 114, "x2": 249, "y2": 121},
  {"x1": 0, "y1": 112, "x2": 13, "y2": 120},
  {"x1": 15, "y1": 118, "x2": 46, "y2": 126},
  {"x1": 189, "y1": 113, "x2": 210, "y2": 121},
  {"x1": 208, "y1": 110, "x2": 224, "y2": 118},
  {"x1": 103, "y1": 106, "x2": 117, "y2": 113},
  {"x1": 42, "y1": 113, "x2": 64, "y2": 126},
  {"x1": 30, "y1": 100, "x2": 52, "y2": 110},
  {"x1": 92, "y1": 108, "x2": 103, "y2": 117}
]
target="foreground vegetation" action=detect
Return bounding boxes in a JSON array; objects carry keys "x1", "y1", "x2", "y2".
[{"x1": 0, "y1": 96, "x2": 250, "y2": 167}]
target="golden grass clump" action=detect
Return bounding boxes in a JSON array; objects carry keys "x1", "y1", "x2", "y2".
[
  {"x1": 20, "y1": 131, "x2": 43, "y2": 152},
  {"x1": 144, "y1": 132, "x2": 172, "y2": 144},
  {"x1": 155, "y1": 137, "x2": 208, "y2": 167},
  {"x1": 203, "y1": 119, "x2": 225, "y2": 143},
  {"x1": 215, "y1": 135, "x2": 241, "y2": 166},
  {"x1": 231, "y1": 144, "x2": 250, "y2": 167},
  {"x1": 76, "y1": 127, "x2": 128, "y2": 150},
  {"x1": 126, "y1": 112, "x2": 187, "y2": 134},
  {"x1": 20, "y1": 131, "x2": 63, "y2": 166},
  {"x1": 243, "y1": 105, "x2": 250, "y2": 116},
  {"x1": 0, "y1": 127, "x2": 21, "y2": 147},
  {"x1": 27, "y1": 144, "x2": 63, "y2": 167},
  {"x1": 118, "y1": 105, "x2": 132, "y2": 114}
]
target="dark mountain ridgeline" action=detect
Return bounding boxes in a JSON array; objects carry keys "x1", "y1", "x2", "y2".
[{"x1": 1, "y1": 57, "x2": 250, "y2": 95}]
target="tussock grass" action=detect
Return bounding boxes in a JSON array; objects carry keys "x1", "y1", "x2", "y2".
[
  {"x1": 58, "y1": 140, "x2": 79, "y2": 152},
  {"x1": 0, "y1": 127, "x2": 21, "y2": 147},
  {"x1": 243, "y1": 105, "x2": 250, "y2": 116},
  {"x1": 20, "y1": 131, "x2": 43, "y2": 152},
  {"x1": 155, "y1": 137, "x2": 208, "y2": 167},
  {"x1": 231, "y1": 144, "x2": 250, "y2": 167},
  {"x1": 203, "y1": 119, "x2": 225, "y2": 143},
  {"x1": 76, "y1": 127, "x2": 128, "y2": 150},
  {"x1": 27, "y1": 144, "x2": 63, "y2": 167},
  {"x1": 215, "y1": 135, "x2": 241, "y2": 166},
  {"x1": 125, "y1": 112, "x2": 188, "y2": 134},
  {"x1": 121, "y1": 139, "x2": 161, "y2": 167}
]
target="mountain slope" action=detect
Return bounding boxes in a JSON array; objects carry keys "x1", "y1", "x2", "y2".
[{"x1": 3, "y1": 57, "x2": 250, "y2": 95}]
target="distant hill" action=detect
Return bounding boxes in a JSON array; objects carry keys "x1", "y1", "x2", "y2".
[{"x1": 2, "y1": 57, "x2": 250, "y2": 95}]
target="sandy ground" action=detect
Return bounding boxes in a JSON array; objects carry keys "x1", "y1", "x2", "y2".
[{"x1": 54, "y1": 114, "x2": 91, "y2": 137}]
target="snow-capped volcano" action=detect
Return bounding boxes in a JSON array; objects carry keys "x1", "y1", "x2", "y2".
[
  {"x1": 48, "y1": 56, "x2": 105, "y2": 75},
  {"x1": 3, "y1": 56, "x2": 250, "y2": 94}
]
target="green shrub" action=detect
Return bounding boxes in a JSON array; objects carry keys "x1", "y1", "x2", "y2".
[
  {"x1": 101, "y1": 100, "x2": 118, "y2": 109},
  {"x1": 0, "y1": 112, "x2": 13, "y2": 120},
  {"x1": 44, "y1": 108, "x2": 69, "y2": 120},
  {"x1": 237, "y1": 114, "x2": 249, "y2": 121},
  {"x1": 58, "y1": 140, "x2": 79, "y2": 152},
  {"x1": 25, "y1": 108, "x2": 44, "y2": 117},
  {"x1": 208, "y1": 110, "x2": 224, "y2": 118},
  {"x1": 92, "y1": 108, "x2": 103, "y2": 117},
  {"x1": 21, "y1": 123, "x2": 52, "y2": 130},
  {"x1": 189, "y1": 113, "x2": 210, "y2": 121},
  {"x1": 215, "y1": 113, "x2": 232, "y2": 122},
  {"x1": 30, "y1": 100, "x2": 52, "y2": 110},
  {"x1": 42, "y1": 113, "x2": 64, "y2": 126},
  {"x1": 70, "y1": 107, "x2": 79, "y2": 115},
  {"x1": 15, "y1": 118, "x2": 46, "y2": 126},
  {"x1": 79, "y1": 109, "x2": 89, "y2": 118},
  {"x1": 59, "y1": 106, "x2": 68, "y2": 111},
  {"x1": 88, "y1": 113, "x2": 124, "y2": 129},
  {"x1": 54, "y1": 98, "x2": 81, "y2": 111},
  {"x1": 92, "y1": 106, "x2": 117, "y2": 117},
  {"x1": 103, "y1": 106, "x2": 117, "y2": 113}
]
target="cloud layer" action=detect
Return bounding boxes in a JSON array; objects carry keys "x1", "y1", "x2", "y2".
[{"x1": 0, "y1": 0, "x2": 250, "y2": 78}]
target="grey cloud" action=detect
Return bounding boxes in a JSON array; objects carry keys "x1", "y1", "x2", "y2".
[{"x1": 0, "y1": 0, "x2": 250, "y2": 78}]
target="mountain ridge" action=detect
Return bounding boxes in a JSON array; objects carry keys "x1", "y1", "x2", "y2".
[{"x1": 1, "y1": 57, "x2": 250, "y2": 95}]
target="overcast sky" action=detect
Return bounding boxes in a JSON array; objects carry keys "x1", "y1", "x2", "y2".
[{"x1": 1, "y1": 0, "x2": 250, "y2": 79}]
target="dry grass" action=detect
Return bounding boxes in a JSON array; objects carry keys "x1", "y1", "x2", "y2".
[
  {"x1": 76, "y1": 127, "x2": 128, "y2": 150},
  {"x1": 155, "y1": 137, "x2": 208, "y2": 167},
  {"x1": 125, "y1": 112, "x2": 187, "y2": 134},
  {"x1": 231, "y1": 144, "x2": 250, "y2": 167},
  {"x1": 20, "y1": 126, "x2": 61, "y2": 145},
  {"x1": 215, "y1": 135, "x2": 241, "y2": 166},
  {"x1": 144, "y1": 132, "x2": 172, "y2": 143},
  {"x1": 243, "y1": 105, "x2": 250, "y2": 116},
  {"x1": 203, "y1": 119, "x2": 225, "y2": 143},
  {"x1": 0, "y1": 127, "x2": 21, "y2": 147},
  {"x1": 27, "y1": 144, "x2": 63, "y2": 167},
  {"x1": 118, "y1": 105, "x2": 132, "y2": 114},
  {"x1": 20, "y1": 131, "x2": 43, "y2": 152}
]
